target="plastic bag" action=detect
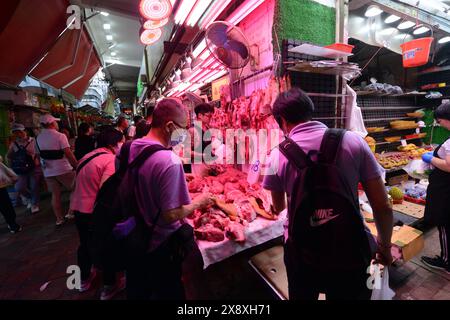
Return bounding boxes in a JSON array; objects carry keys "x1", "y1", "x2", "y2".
[
  {"x1": 370, "y1": 264, "x2": 396, "y2": 300},
  {"x1": 403, "y1": 159, "x2": 432, "y2": 180}
]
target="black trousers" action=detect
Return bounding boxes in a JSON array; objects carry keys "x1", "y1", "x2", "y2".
[
  {"x1": 438, "y1": 225, "x2": 450, "y2": 264},
  {"x1": 0, "y1": 187, "x2": 19, "y2": 229},
  {"x1": 126, "y1": 242, "x2": 185, "y2": 300},
  {"x1": 284, "y1": 244, "x2": 372, "y2": 300},
  {"x1": 74, "y1": 211, "x2": 116, "y2": 285}
]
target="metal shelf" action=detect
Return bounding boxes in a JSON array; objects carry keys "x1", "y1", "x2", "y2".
[
  {"x1": 361, "y1": 106, "x2": 420, "y2": 111},
  {"x1": 364, "y1": 117, "x2": 412, "y2": 122},
  {"x1": 418, "y1": 65, "x2": 450, "y2": 75}
]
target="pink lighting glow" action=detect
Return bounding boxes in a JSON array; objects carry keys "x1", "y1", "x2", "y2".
[
  {"x1": 143, "y1": 18, "x2": 169, "y2": 29},
  {"x1": 199, "y1": 0, "x2": 233, "y2": 29},
  {"x1": 227, "y1": 0, "x2": 266, "y2": 25},
  {"x1": 139, "y1": 0, "x2": 173, "y2": 20},
  {"x1": 186, "y1": 0, "x2": 213, "y2": 27},
  {"x1": 192, "y1": 39, "x2": 207, "y2": 57},
  {"x1": 174, "y1": 0, "x2": 194, "y2": 25},
  {"x1": 140, "y1": 28, "x2": 162, "y2": 45}
]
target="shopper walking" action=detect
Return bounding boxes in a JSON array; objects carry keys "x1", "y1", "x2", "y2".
[
  {"x1": 134, "y1": 119, "x2": 151, "y2": 140},
  {"x1": 6, "y1": 123, "x2": 42, "y2": 214},
  {"x1": 263, "y1": 88, "x2": 393, "y2": 300},
  {"x1": 115, "y1": 116, "x2": 129, "y2": 135},
  {"x1": 127, "y1": 115, "x2": 143, "y2": 140},
  {"x1": 36, "y1": 114, "x2": 78, "y2": 226},
  {"x1": 125, "y1": 98, "x2": 213, "y2": 300},
  {"x1": 70, "y1": 128, "x2": 125, "y2": 299},
  {"x1": 75, "y1": 123, "x2": 96, "y2": 160},
  {"x1": 421, "y1": 102, "x2": 450, "y2": 274},
  {"x1": 0, "y1": 156, "x2": 22, "y2": 234}
]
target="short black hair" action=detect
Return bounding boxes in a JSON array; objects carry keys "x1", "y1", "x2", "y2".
[
  {"x1": 133, "y1": 115, "x2": 143, "y2": 124},
  {"x1": 134, "y1": 119, "x2": 151, "y2": 139},
  {"x1": 272, "y1": 87, "x2": 314, "y2": 125},
  {"x1": 97, "y1": 128, "x2": 124, "y2": 148},
  {"x1": 151, "y1": 98, "x2": 186, "y2": 128},
  {"x1": 194, "y1": 103, "x2": 214, "y2": 116},
  {"x1": 78, "y1": 122, "x2": 92, "y2": 136},
  {"x1": 116, "y1": 116, "x2": 127, "y2": 127},
  {"x1": 434, "y1": 102, "x2": 450, "y2": 121}
]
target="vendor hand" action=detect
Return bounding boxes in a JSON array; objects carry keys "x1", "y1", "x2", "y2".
[
  {"x1": 375, "y1": 245, "x2": 393, "y2": 266},
  {"x1": 194, "y1": 193, "x2": 214, "y2": 209},
  {"x1": 422, "y1": 152, "x2": 434, "y2": 164}
]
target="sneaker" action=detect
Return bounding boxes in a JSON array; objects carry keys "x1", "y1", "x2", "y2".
[
  {"x1": 100, "y1": 276, "x2": 126, "y2": 300},
  {"x1": 65, "y1": 213, "x2": 75, "y2": 220},
  {"x1": 55, "y1": 220, "x2": 65, "y2": 227},
  {"x1": 79, "y1": 269, "x2": 98, "y2": 293},
  {"x1": 8, "y1": 225, "x2": 22, "y2": 234},
  {"x1": 27, "y1": 202, "x2": 32, "y2": 210},
  {"x1": 421, "y1": 255, "x2": 448, "y2": 271},
  {"x1": 31, "y1": 205, "x2": 40, "y2": 214}
]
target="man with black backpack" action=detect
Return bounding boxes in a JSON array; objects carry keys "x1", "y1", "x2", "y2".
[
  {"x1": 263, "y1": 88, "x2": 393, "y2": 300},
  {"x1": 7, "y1": 123, "x2": 42, "y2": 214},
  {"x1": 119, "y1": 98, "x2": 213, "y2": 299}
]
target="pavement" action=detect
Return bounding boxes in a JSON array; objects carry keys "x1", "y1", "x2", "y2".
[{"x1": 0, "y1": 192, "x2": 449, "y2": 300}]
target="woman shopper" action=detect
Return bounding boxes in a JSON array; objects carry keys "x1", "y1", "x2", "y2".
[
  {"x1": 70, "y1": 128, "x2": 125, "y2": 300},
  {"x1": 421, "y1": 102, "x2": 450, "y2": 274},
  {"x1": 6, "y1": 123, "x2": 42, "y2": 214},
  {"x1": 74, "y1": 123, "x2": 96, "y2": 160},
  {"x1": 0, "y1": 156, "x2": 22, "y2": 234}
]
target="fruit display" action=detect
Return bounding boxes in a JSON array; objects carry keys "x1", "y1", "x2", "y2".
[
  {"x1": 388, "y1": 187, "x2": 404, "y2": 204},
  {"x1": 365, "y1": 136, "x2": 376, "y2": 153},
  {"x1": 385, "y1": 136, "x2": 401, "y2": 143},
  {"x1": 375, "y1": 152, "x2": 409, "y2": 169},
  {"x1": 404, "y1": 184, "x2": 427, "y2": 201},
  {"x1": 397, "y1": 143, "x2": 431, "y2": 159},
  {"x1": 390, "y1": 120, "x2": 418, "y2": 130},
  {"x1": 367, "y1": 127, "x2": 387, "y2": 133}
]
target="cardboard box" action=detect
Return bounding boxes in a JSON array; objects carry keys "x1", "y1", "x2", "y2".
[
  {"x1": 387, "y1": 173, "x2": 409, "y2": 186},
  {"x1": 363, "y1": 211, "x2": 424, "y2": 262}
]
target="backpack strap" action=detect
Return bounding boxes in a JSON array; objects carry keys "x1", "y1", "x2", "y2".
[
  {"x1": 76, "y1": 152, "x2": 108, "y2": 175},
  {"x1": 278, "y1": 137, "x2": 313, "y2": 171},
  {"x1": 318, "y1": 128, "x2": 346, "y2": 164}
]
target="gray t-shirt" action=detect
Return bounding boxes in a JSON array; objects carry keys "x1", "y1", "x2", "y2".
[{"x1": 130, "y1": 138, "x2": 191, "y2": 252}]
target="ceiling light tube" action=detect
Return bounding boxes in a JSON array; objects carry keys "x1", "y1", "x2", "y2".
[
  {"x1": 187, "y1": 0, "x2": 213, "y2": 27},
  {"x1": 385, "y1": 14, "x2": 400, "y2": 24},
  {"x1": 413, "y1": 26, "x2": 430, "y2": 35},
  {"x1": 174, "y1": 0, "x2": 194, "y2": 25},
  {"x1": 364, "y1": 5, "x2": 383, "y2": 17},
  {"x1": 192, "y1": 39, "x2": 207, "y2": 57},
  {"x1": 199, "y1": 0, "x2": 233, "y2": 29},
  {"x1": 227, "y1": 0, "x2": 265, "y2": 25},
  {"x1": 191, "y1": 68, "x2": 212, "y2": 83},
  {"x1": 103, "y1": 23, "x2": 111, "y2": 30},
  {"x1": 438, "y1": 36, "x2": 450, "y2": 44},
  {"x1": 202, "y1": 70, "x2": 227, "y2": 84},
  {"x1": 106, "y1": 35, "x2": 113, "y2": 41},
  {"x1": 398, "y1": 21, "x2": 415, "y2": 30}
]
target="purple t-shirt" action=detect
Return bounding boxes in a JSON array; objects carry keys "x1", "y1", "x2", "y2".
[
  {"x1": 263, "y1": 121, "x2": 384, "y2": 241},
  {"x1": 130, "y1": 138, "x2": 191, "y2": 252}
]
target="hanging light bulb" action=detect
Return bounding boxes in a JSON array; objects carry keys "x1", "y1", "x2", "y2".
[
  {"x1": 140, "y1": 28, "x2": 162, "y2": 45},
  {"x1": 385, "y1": 15, "x2": 401, "y2": 24},
  {"x1": 365, "y1": 5, "x2": 383, "y2": 17},
  {"x1": 143, "y1": 18, "x2": 169, "y2": 30},
  {"x1": 139, "y1": 0, "x2": 172, "y2": 20},
  {"x1": 413, "y1": 26, "x2": 431, "y2": 35},
  {"x1": 398, "y1": 21, "x2": 415, "y2": 30}
]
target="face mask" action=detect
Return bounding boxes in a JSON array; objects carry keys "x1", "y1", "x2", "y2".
[{"x1": 168, "y1": 124, "x2": 188, "y2": 147}]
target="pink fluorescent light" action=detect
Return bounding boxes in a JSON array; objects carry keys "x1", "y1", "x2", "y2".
[
  {"x1": 196, "y1": 69, "x2": 217, "y2": 83},
  {"x1": 170, "y1": 0, "x2": 176, "y2": 5},
  {"x1": 202, "y1": 70, "x2": 227, "y2": 84},
  {"x1": 191, "y1": 68, "x2": 211, "y2": 83},
  {"x1": 187, "y1": 0, "x2": 213, "y2": 27},
  {"x1": 199, "y1": 0, "x2": 233, "y2": 29},
  {"x1": 174, "y1": 0, "x2": 194, "y2": 25},
  {"x1": 192, "y1": 39, "x2": 207, "y2": 57},
  {"x1": 227, "y1": 0, "x2": 265, "y2": 25}
]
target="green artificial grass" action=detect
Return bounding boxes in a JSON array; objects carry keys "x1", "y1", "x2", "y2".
[{"x1": 273, "y1": 0, "x2": 336, "y2": 53}]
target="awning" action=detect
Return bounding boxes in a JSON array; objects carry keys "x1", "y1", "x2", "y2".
[
  {"x1": 31, "y1": 27, "x2": 102, "y2": 99},
  {"x1": 0, "y1": 0, "x2": 69, "y2": 86}
]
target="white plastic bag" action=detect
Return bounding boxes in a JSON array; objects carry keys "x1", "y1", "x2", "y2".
[
  {"x1": 0, "y1": 161, "x2": 18, "y2": 189},
  {"x1": 370, "y1": 264, "x2": 395, "y2": 300},
  {"x1": 403, "y1": 159, "x2": 432, "y2": 180}
]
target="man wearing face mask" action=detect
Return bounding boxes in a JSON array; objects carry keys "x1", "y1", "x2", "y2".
[
  {"x1": 69, "y1": 128, "x2": 125, "y2": 299},
  {"x1": 126, "y1": 98, "x2": 213, "y2": 300}
]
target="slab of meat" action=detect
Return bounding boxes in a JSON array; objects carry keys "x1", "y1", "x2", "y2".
[
  {"x1": 195, "y1": 224, "x2": 225, "y2": 242},
  {"x1": 235, "y1": 199, "x2": 256, "y2": 222},
  {"x1": 193, "y1": 213, "x2": 210, "y2": 228},
  {"x1": 225, "y1": 189, "x2": 245, "y2": 203},
  {"x1": 225, "y1": 221, "x2": 246, "y2": 243},
  {"x1": 210, "y1": 180, "x2": 224, "y2": 194},
  {"x1": 224, "y1": 182, "x2": 241, "y2": 195},
  {"x1": 187, "y1": 208, "x2": 203, "y2": 220},
  {"x1": 188, "y1": 178, "x2": 204, "y2": 193}
]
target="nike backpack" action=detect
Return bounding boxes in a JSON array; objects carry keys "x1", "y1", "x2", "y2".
[{"x1": 278, "y1": 128, "x2": 373, "y2": 271}]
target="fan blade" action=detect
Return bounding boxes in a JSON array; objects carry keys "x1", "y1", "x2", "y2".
[
  {"x1": 224, "y1": 40, "x2": 249, "y2": 60},
  {"x1": 215, "y1": 48, "x2": 233, "y2": 67},
  {"x1": 207, "y1": 23, "x2": 229, "y2": 47}
]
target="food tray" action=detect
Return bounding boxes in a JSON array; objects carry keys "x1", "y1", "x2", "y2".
[
  {"x1": 393, "y1": 201, "x2": 425, "y2": 219},
  {"x1": 404, "y1": 195, "x2": 426, "y2": 205}
]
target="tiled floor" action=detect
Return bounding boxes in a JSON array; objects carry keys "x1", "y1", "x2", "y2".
[{"x1": 0, "y1": 192, "x2": 449, "y2": 300}]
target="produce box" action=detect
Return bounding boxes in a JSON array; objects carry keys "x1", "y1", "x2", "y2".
[
  {"x1": 363, "y1": 212, "x2": 424, "y2": 262},
  {"x1": 387, "y1": 173, "x2": 409, "y2": 186},
  {"x1": 393, "y1": 200, "x2": 425, "y2": 219}
]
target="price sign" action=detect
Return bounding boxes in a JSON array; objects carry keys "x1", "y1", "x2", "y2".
[{"x1": 401, "y1": 139, "x2": 407, "y2": 147}]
